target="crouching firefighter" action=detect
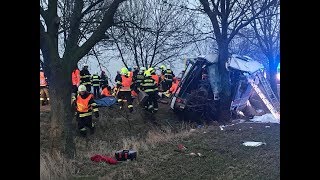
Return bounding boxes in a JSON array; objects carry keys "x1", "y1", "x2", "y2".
[
  {"x1": 116, "y1": 67, "x2": 134, "y2": 113},
  {"x1": 73, "y1": 85, "x2": 99, "y2": 137},
  {"x1": 141, "y1": 70, "x2": 158, "y2": 113}
]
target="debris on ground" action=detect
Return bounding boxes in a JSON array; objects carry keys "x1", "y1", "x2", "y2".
[
  {"x1": 90, "y1": 154, "x2": 118, "y2": 165},
  {"x1": 242, "y1": 141, "x2": 266, "y2": 147},
  {"x1": 249, "y1": 113, "x2": 279, "y2": 124}
]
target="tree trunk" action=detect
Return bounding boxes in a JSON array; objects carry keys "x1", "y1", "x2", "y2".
[
  {"x1": 48, "y1": 59, "x2": 76, "y2": 159},
  {"x1": 268, "y1": 57, "x2": 279, "y2": 99},
  {"x1": 217, "y1": 42, "x2": 232, "y2": 123}
]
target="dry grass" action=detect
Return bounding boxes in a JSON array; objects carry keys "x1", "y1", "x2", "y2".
[{"x1": 40, "y1": 151, "x2": 75, "y2": 180}]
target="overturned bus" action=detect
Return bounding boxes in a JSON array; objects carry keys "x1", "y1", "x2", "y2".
[{"x1": 169, "y1": 53, "x2": 280, "y2": 123}]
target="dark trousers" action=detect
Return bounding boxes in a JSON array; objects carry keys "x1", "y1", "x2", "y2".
[
  {"x1": 117, "y1": 90, "x2": 133, "y2": 110},
  {"x1": 144, "y1": 92, "x2": 158, "y2": 110},
  {"x1": 72, "y1": 85, "x2": 78, "y2": 94},
  {"x1": 77, "y1": 115, "x2": 94, "y2": 136},
  {"x1": 85, "y1": 84, "x2": 91, "y2": 93},
  {"x1": 93, "y1": 86, "x2": 100, "y2": 98},
  {"x1": 161, "y1": 80, "x2": 172, "y2": 92}
]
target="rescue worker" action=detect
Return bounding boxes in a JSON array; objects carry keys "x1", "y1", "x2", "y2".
[
  {"x1": 40, "y1": 68, "x2": 49, "y2": 106},
  {"x1": 100, "y1": 71, "x2": 108, "y2": 87},
  {"x1": 71, "y1": 66, "x2": 81, "y2": 94},
  {"x1": 101, "y1": 85, "x2": 112, "y2": 98},
  {"x1": 80, "y1": 63, "x2": 92, "y2": 93},
  {"x1": 159, "y1": 65, "x2": 167, "y2": 91},
  {"x1": 116, "y1": 67, "x2": 134, "y2": 112},
  {"x1": 169, "y1": 77, "x2": 179, "y2": 94},
  {"x1": 133, "y1": 67, "x2": 146, "y2": 93},
  {"x1": 91, "y1": 72, "x2": 101, "y2": 98},
  {"x1": 140, "y1": 70, "x2": 158, "y2": 113},
  {"x1": 164, "y1": 65, "x2": 174, "y2": 91},
  {"x1": 73, "y1": 85, "x2": 99, "y2": 137}
]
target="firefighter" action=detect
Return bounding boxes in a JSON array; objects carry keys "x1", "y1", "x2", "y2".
[
  {"x1": 163, "y1": 65, "x2": 174, "y2": 91},
  {"x1": 159, "y1": 65, "x2": 167, "y2": 91},
  {"x1": 40, "y1": 68, "x2": 49, "y2": 106},
  {"x1": 101, "y1": 85, "x2": 112, "y2": 98},
  {"x1": 91, "y1": 72, "x2": 101, "y2": 98},
  {"x1": 100, "y1": 71, "x2": 108, "y2": 87},
  {"x1": 133, "y1": 67, "x2": 146, "y2": 93},
  {"x1": 169, "y1": 77, "x2": 180, "y2": 94},
  {"x1": 71, "y1": 66, "x2": 81, "y2": 94},
  {"x1": 80, "y1": 63, "x2": 92, "y2": 93},
  {"x1": 140, "y1": 70, "x2": 158, "y2": 113},
  {"x1": 73, "y1": 85, "x2": 99, "y2": 137},
  {"x1": 116, "y1": 67, "x2": 134, "y2": 112}
]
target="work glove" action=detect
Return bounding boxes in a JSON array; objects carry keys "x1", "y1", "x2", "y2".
[{"x1": 94, "y1": 112, "x2": 99, "y2": 118}]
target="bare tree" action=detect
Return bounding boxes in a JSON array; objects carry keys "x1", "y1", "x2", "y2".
[
  {"x1": 105, "y1": 0, "x2": 207, "y2": 69},
  {"x1": 198, "y1": 0, "x2": 276, "y2": 122},
  {"x1": 40, "y1": 0, "x2": 126, "y2": 158}
]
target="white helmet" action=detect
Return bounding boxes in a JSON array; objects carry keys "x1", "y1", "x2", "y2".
[
  {"x1": 167, "y1": 65, "x2": 171, "y2": 69},
  {"x1": 83, "y1": 63, "x2": 88, "y2": 67},
  {"x1": 78, "y1": 84, "x2": 87, "y2": 92},
  {"x1": 140, "y1": 67, "x2": 146, "y2": 72}
]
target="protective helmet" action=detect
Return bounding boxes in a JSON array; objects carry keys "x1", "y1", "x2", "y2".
[
  {"x1": 120, "y1": 67, "x2": 129, "y2": 75},
  {"x1": 148, "y1": 67, "x2": 155, "y2": 74},
  {"x1": 144, "y1": 70, "x2": 151, "y2": 77},
  {"x1": 140, "y1": 67, "x2": 146, "y2": 72},
  {"x1": 167, "y1": 65, "x2": 171, "y2": 69},
  {"x1": 160, "y1": 65, "x2": 166, "y2": 70},
  {"x1": 40, "y1": 67, "x2": 43, "y2": 71},
  {"x1": 128, "y1": 67, "x2": 132, "y2": 71},
  {"x1": 78, "y1": 84, "x2": 87, "y2": 92},
  {"x1": 83, "y1": 63, "x2": 88, "y2": 67},
  {"x1": 133, "y1": 66, "x2": 138, "y2": 70}
]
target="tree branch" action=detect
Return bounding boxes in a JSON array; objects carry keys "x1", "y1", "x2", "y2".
[
  {"x1": 80, "y1": 0, "x2": 104, "y2": 18},
  {"x1": 74, "y1": 0, "x2": 126, "y2": 62},
  {"x1": 228, "y1": 0, "x2": 276, "y2": 43}
]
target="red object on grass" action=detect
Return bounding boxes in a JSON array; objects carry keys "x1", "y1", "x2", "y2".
[
  {"x1": 178, "y1": 144, "x2": 187, "y2": 151},
  {"x1": 90, "y1": 154, "x2": 118, "y2": 165}
]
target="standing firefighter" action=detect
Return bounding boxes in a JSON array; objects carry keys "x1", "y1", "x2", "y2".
[
  {"x1": 133, "y1": 67, "x2": 146, "y2": 93},
  {"x1": 141, "y1": 70, "x2": 158, "y2": 113},
  {"x1": 80, "y1": 63, "x2": 92, "y2": 93},
  {"x1": 91, "y1": 73, "x2": 101, "y2": 98},
  {"x1": 116, "y1": 67, "x2": 134, "y2": 112},
  {"x1": 73, "y1": 85, "x2": 99, "y2": 137},
  {"x1": 164, "y1": 65, "x2": 174, "y2": 90},
  {"x1": 40, "y1": 68, "x2": 49, "y2": 106}
]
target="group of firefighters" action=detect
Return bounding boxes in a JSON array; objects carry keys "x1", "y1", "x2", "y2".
[{"x1": 40, "y1": 63, "x2": 181, "y2": 137}]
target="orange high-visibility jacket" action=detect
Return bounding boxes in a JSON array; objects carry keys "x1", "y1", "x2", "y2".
[
  {"x1": 151, "y1": 74, "x2": 160, "y2": 85},
  {"x1": 76, "y1": 93, "x2": 94, "y2": 113},
  {"x1": 169, "y1": 81, "x2": 179, "y2": 94},
  {"x1": 121, "y1": 75, "x2": 133, "y2": 88},
  {"x1": 40, "y1": 71, "x2": 47, "y2": 87},
  {"x1": 101, "y1": 87, "x2": 112, "y2": 96},
  {"x1": 72, "y1": 69, "x2": 80, "y2": 86}
]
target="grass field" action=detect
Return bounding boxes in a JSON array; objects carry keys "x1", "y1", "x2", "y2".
[{"x1": 40, "y1": 102, "x2": 280, "y2": 180}]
